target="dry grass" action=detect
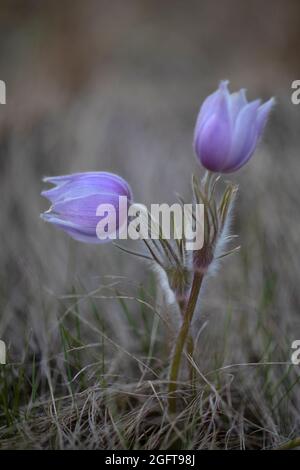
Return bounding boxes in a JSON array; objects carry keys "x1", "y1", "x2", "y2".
[{"x1": 0, "y1": 256, "x2": 299, "y2": 449}]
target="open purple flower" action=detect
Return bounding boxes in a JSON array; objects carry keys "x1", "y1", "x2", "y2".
[
  {"x1": 194, "y1": 81, "x2": 275, "y2": 173},
  {"x1": 41, "y1": 172, "x2": 132, "y2": 243}
]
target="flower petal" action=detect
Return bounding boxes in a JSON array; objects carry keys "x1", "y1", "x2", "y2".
[
  {"x1": 256, "y1": 97, "x2": 275, "y2": 136},
  {"x1": 222, "y1": 100, "x2": 260, "y2": 172},
  {"x1": 41, "y1": 172, "x2": 132, "y2": 204},
  {"x1": 41, "y1": 213, "x2": 105, "y2": 243},
  {"x1": 195, "y1": 87, "x2": 232, "y2": 171},
  {"x1": 228, "y1": 89, "x2": 247, "y2": 124},
  {"x1": 194, "y1": 81, "x2": 230, "y2": 143}
]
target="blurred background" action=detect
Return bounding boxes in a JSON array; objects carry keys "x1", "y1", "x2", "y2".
[{"x1": 0, "y1": 0, "x2": 300, "y2": 377}]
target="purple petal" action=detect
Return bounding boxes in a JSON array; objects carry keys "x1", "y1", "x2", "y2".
[
  {"x1": 42, "y1": 172, "x2": 132, "y2": 204},
  {"x1": 41, "y1": 213, "x2": 105, "y2": 243},
  {"x1": 256, "y1": 97, "x2": 275, "y2": 136},
  {"x1": 226, "y1": 98, "x2": 274, "y2": 172},
  {"x1": 222, "y1": 100, "x2": 260, "y2": 172},
  {"x1": 43, "y1": 175, "x2": 73, "y2": 186},
  {"x1": 41, "y1": 171, "x2": 132, "y2": 244},
  {"x1": 43, "y1": 172, "x2": 130, "y2": 190},
  {"x1": 194, "y1": 81, "x2": 230, "y2": 144},
  {"x1": 194, "y1": 90, "x2": 220, "y2": 143},
  {"x1": 52, "y1": 193, "x2": 121, "y2": 224},
  {"x1": 228, "y1": 89, "x2": 247, "y2": 124},
  {"x1": 195, "y1": 87, "x2": 232, "y2": 171}
]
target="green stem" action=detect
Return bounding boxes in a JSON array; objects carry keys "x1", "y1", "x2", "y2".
[
  {"x1": 168, "y1": 271, "x2": 203, "y2": 413},
  {"x1": 178, "y1": 298, "x2": 195, "y2": 383}
]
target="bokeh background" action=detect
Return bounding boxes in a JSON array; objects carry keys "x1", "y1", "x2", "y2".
[{"x1": 0, "y1": 1, "x2": 300, "y2": 441}]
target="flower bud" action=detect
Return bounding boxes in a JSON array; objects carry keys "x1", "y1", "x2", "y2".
[
  {"x1": 41, "y1": 172, "x2": 132, "y2": 243},
  {"x1": 194, "y1": 81, "x2": 274, "y2": 173}
]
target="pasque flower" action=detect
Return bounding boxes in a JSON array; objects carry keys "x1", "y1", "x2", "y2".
[
  {"x1": 194, "y1": 81, "x2": 275, "y2": 173},
  {"x1": 41, "y1": 172, "x2": 132, "y2": 243}
]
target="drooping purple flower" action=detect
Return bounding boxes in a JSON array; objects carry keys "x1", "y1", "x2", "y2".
[
  {"x1": 194, "y1": 81, "x2": 275, "y2": 173},
  {"x1": 41, "y1": 172, "x2": 132, "y2": 243}
]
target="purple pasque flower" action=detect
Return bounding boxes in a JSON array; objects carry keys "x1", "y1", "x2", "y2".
[
  {"x1": 41, "y1": 172, "x2": 132, "y2": 243},
  {"x1": 194, "y1": 81, "x2": 275, "y2": 173}
]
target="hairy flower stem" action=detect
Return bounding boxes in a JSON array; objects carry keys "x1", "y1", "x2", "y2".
[
  {"x1": 168, "y1": 271, "x2": 203, "y2": 413},
  {"x1": 178, "y1": 299, "x2": 195, "y2": 384}
]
